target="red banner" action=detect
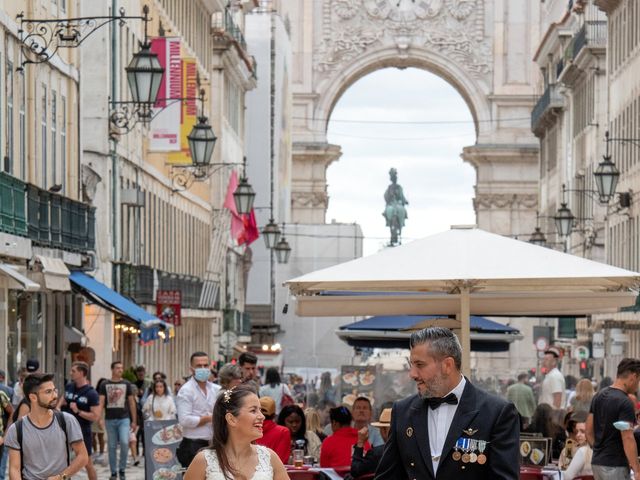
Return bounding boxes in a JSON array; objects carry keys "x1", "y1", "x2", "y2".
[{"x1": 157, "y1": 290, "x2": 182, "y2": 326}]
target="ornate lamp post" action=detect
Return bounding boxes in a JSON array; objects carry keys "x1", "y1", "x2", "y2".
[
  {"x1": 233, "y1": 157, "x2": 256, "y2": 215},
  {"x1": 261, "y1": 219, "x2": 281, "y2": 249},
  {"x1": 274, "y1": 224, "x2": 292, "y2": 264}
]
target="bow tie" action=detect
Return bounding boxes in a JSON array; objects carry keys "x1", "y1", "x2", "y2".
[{"x1": 425, "y1": 393, "x2": 458, "y2": 410}]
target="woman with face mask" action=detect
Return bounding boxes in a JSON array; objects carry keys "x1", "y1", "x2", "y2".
[{"x1": 176, "y1": 352, "x2": 222, "y2": 469}]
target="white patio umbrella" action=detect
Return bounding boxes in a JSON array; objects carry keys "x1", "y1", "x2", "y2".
[{"x1": 285, "y1": 226, "x2": 640, "y2": 374}]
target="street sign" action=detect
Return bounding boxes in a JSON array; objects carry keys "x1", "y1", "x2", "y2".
[
  {"x1": 535, "y1": 336, "x2": 548, "y2": 352},
  {"x1": 220, "y1": 330, "x2": 238, "y2": 357},
  {"x1": 573, "y1": 345, "x2": 590, "y2": 360}
]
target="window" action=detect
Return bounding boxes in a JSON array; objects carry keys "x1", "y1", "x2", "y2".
[
  {"x1": 51, "y1": 91, "x2": 57, "y2": 187},
  {"x1": 41, "y1": 84, "x2": 47, "y2": 187},
  {"x1": 61, "y1": 96, "x2": 66, "y2": 194},
  {"x1": 6, "y1": 60, "x2": 13, "y2": 174}
]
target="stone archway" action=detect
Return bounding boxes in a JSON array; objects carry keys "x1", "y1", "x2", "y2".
[{"x1": 283, "y1": 0, "x2": 541, "y2": 237}]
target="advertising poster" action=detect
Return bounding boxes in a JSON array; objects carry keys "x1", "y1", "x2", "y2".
[
  {"x1": 144, "y1": 419, "x2": 184, "y2": 480},
  {"x1": 156, "y1": 290, "x2": 182, "y2": 326},
  {"x1": 168, "y1": 58, "x2": 198, "y2": 165},
  {"x1": 149, "y1": 37, "x2": 182, "y2": 152}
]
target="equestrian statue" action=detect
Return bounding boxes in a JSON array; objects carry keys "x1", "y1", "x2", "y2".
[{"x1": 383, "y1": 168, "x2": 408, "y2": 246}]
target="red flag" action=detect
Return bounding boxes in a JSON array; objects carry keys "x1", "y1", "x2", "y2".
[{"x1": 224, "y1": 171, "x2": 259, "y2": 246}]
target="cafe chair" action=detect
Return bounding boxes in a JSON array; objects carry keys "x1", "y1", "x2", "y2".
[
  {"x1": 520, "y1": 465, "x2": 544, "y2": 480},
  {"x1": 573, "y1": 476, "x2": 594, "y2": 480},
  {"x1": 354, "y1": 474, "x2": 375, "y2": 480}
]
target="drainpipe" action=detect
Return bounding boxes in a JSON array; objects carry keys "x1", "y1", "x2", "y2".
[{"x1": 111, "y1": 0, "x2": 118, "y2": 283}]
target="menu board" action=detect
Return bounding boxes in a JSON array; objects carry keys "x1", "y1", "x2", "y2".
[
  {"x1": 339, "y1": 365, "x2": 378, "y2": 407},
  {"x1": 144, "y1": 419, "x2": 184, "y2": 480}
]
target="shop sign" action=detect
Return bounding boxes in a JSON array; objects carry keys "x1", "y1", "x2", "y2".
[{"x1": 157, "y1": 290, "x2": 181, "y2": 326}]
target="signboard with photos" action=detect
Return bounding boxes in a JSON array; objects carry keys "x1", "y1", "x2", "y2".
[{"x1": 144, "y1": 419, "x2": 184, "y2": 480}]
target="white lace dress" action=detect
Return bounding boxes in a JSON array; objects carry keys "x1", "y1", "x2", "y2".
[{"x1": 203, "y1": 445, "x2": 273, "y2": 480}]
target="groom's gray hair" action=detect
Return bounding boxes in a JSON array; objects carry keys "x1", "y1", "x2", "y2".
[{"x1": 410, "y1": 327, "x2": 462, "y2": 370}]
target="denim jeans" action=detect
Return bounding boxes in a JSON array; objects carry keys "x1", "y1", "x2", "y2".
[
  {"x1": 105, "y1": 418, "x2": 130, "y2": 475},
  {"x1": 0, "y1": 445, "x2": 6, "y2": 480},
  {"x1": 592, "y1": 464, "x2": 631, "y2": 480}
]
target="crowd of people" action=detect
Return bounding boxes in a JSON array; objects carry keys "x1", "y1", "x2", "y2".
[{"x1": 3, "y1": 335, "x2": 640, "y2": 479}]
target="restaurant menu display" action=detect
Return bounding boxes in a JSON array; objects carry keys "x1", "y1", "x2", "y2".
[
  {"x1": 339, "y1": 365, "x2": 379, "y2": 406},
  {"x1": 144, "y1": 419, "x2": 184, "y2": 480},
  {"x1": 519, "y1": 437, "x2": 550, "y2": 467}
]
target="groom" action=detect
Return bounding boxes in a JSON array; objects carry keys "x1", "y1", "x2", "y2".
[{"x1": 375, "y1": 327, "x2": 520, "y2": 480}]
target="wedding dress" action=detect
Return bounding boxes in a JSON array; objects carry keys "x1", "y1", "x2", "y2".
[{"x1": 203, "y1": 445, "x2": 273, "y2": 479}]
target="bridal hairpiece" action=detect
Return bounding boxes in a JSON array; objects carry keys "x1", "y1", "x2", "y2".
[{"x1": 223, "y1": 386, "x2": 236, "y2": 404}]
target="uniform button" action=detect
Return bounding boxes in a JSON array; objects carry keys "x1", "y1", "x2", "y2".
[
  {"x1": 462, "y1": 466, "x2": 466, "y2": 470},
  {"x1": 410, "y1": 462, "x2": 415, "y2": 466}
]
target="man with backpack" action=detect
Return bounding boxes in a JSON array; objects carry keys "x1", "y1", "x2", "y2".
[
  {"x1": 58, "y1": 362, "x2": 100, "y2": 480},
  {"x1": 5, "y1": 373, "x2": 88, "y2": 480}
]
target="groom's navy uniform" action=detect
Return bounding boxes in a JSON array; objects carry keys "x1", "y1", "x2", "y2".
[{"x1": 375, "y1": 378, "x2": 520, "y2": 480}]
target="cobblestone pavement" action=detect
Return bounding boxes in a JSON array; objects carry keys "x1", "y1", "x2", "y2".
[{"x1": 74, "y1": 454, "x2": 146, "y2": 480}]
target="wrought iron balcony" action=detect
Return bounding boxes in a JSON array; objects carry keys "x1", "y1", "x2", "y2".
[
  {"x1": 573, "y1": 21, "x2": 607, "y2": 60},
  {"x1": 158, "y1": 271, "x2": 204, "y2": 309},
  {"x1": 223, "y1": 308, "x2": 251, "y2": 337},
  {"x1": 212, "y1": 8, "x2": 256, "y2": 78},
  {"x1": 531, "y1": 84, "x2": 565, "y2": 137},
  {"x1": 1, "y1": 171, "x2": 95, "y2": 252}
]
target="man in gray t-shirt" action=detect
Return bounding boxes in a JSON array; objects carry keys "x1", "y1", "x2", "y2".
[{"x1": 5, "y1": 373, "x2": 87, "y2": 480}]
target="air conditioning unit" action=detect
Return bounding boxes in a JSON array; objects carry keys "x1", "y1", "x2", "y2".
[{"x1": 121, "y1": 188, "x2": 145, "y2": 207}]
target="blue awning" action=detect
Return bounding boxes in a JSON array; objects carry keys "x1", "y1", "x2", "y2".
[
  {"x1": 70, "y1": 271, "x2": 174, "y2": 342},
  {"x1": 337, "y1": 315, "x2": 522, "y2": 352}
]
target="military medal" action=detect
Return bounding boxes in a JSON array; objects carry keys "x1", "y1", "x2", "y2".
[
  {"x1": 461, "y1": 438, "x2": 470, "y2": 463},
  {"x1": 477, "y1": 440, "x2": 487, "y2": 465},
  {"x1": 469, "y1": 439, "x2": 478, "y2": 463},
  {"x1": 452, "y1": 438, "x2": 463, "y2": 461}
]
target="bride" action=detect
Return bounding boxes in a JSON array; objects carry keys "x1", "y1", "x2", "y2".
[{"x1": 184, "y1": 384, "x2": 289, "y2": 480}]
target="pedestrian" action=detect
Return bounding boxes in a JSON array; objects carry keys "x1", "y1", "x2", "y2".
[
  {"x1": 176, "y1": 351, "x2": 221, "y2": 468},
  {"x1": 0, "y1": 370, "x2": 14, "y2": 405},
  {"x1": 259, "y1": 368, "x2": 293, "y2": 415},
  {"x1": 524, "y1": 403, "x2": 565, "y2": 459},
  {"x1": 318, "y1": 372, "x2": 337, "y2": 404},
  {"x1": 569, "y1": 378, "x2": 595, "y2": 416},
  {"x1": 255, "y1": 396, "x2": 291, "y2": 464},
  {"x1": 351, "y1": 407, "x2": 392, "y2": 478},
  {"x1": 351, "y1": 396, "x2": 384, "y2": 447},
  {"x1": 92, "y1": 378, "x2": 108, "y2": 466},
  {"x1": 563, "y1": 415, "x2": 593, "y2": 480},
  {"x1": 143, "y1": 379, "x2": 177, "y2": 420},
  {"x1": 128, "y1": 384, "x2": 140, "y2": 467},
  {"x1": 218, "y1": 363, "x2": 243, "y2": 390},
  {"x1": 5, "y1": 373, "x2": 88, "y2": 479},
  {"x1": 133, "y1": 366, "x2": 150, "y2": 461},
  {"x1": 375, "y1": 326, "x2": 520, "y2": 479},
  {"x1": 173, "y1": 379, "x2": 184, "y2": 395},
  {"x1": 304, "y1": 407, "x2": 327, "y2": 442},
  {"x1": 0, "y1": 387, "x2": 14, "y2": 480},
  {"x1": 319, "y1": 406, "x2": 365, "y2": 468},
  {"x1": 58, "y1": 361, "x2": 100, "y2": 480},
  {"x1": 183, "y1": 384, "x2": 288, "y2": 479},
  {"x1": 586, "y1": 357, "x2": 640, "y2": 480},
  {"x1": 98, "y1": 360, "x2": 137, "y2": 480},
  {"x1": 539, "y1": 346, "x2": 566, "y2": 409},
  {"x1": 238, "y1": 352, "x2": 260, "y2": 393},
  {"x1": 506, "y1": 372, "x2": 536, "y2": 429},
  {"x1": 278, "y1": 405, "x2": 322, "y2": 462}
]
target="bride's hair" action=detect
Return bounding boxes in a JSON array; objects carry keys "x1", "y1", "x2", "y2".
[{"x1": 210, "y1": 383, "x2": 256, "y2": 478}]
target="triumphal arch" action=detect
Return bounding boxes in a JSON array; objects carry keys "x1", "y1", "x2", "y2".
[{"x1": 281, "y1": 0, "x2": 541, "y2": 236}]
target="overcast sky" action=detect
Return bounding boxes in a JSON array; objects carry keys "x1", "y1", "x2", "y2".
[{"x1": 325, "y1": 68, "x2": 477, "y2": 256}]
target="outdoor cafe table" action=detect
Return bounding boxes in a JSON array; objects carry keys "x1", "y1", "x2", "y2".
[{"x1": 285, "y1": 466, "x2": 347, "y2": 480}]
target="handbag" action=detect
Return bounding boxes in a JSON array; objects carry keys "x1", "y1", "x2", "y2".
[{"x1": 281, "y1": 385, "x2": 295, "y2": 407}]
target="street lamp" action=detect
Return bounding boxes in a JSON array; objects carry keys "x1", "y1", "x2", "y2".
[
  {"x1": 594, "y1": 132, "x2": 621, "y2": 204},
  {"x1": 261, "y1": 219, "x2": 281, "y2": 249},
  {"x1": 188, "y1": 115, "x2": 217, "y2": 167},
  {"x1": 233, "y1": 157, "x2": 256, "y2": 215},
  {"x1": 554, "y1": 199, "x2": 575, "y2": 237},
  {"x1": 529, "y1": 227, "x2": 547, "y2": 247},
  {"x1": 125, "y1": 41, "x2": 164, "y2": 106},
  {"x1": 274, "y1": 223, "x2": 292, "y2": 264}
]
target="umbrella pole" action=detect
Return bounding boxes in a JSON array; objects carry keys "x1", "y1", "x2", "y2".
[{"x1": 458, "y1": 288, "x2": 471, "y2": 377}]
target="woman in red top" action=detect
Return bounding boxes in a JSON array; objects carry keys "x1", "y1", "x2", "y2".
[
  {"x1": 320, "y1": 406, "x2": 370, "y2": 468},
  {"x1": 255, "y1": 396, "x2": 291, "y2": 464}
]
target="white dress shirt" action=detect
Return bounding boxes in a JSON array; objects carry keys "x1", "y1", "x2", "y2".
[
  {"x1": 176, "y1": 377, "x2": 221, "y2": 440},
  {"x1": 428, "y1": 375, "x2": 466, "y2": 474}
]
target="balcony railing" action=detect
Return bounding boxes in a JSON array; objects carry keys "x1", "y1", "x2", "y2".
[
  {"x1": 0, "y1": 171, "x2": 27, "y2": 236},
  {"x1": 531, "y1": 84, "x2": 565, "y2": 135},
  {"x1": 223, "y1": 309, "x2": 251, "y2": 337},
  {"x1": 1, "y1": 171, "x2": 95, "y2": 252},
  {"x1": 116, "y1": 263, "x2": 155, "y2": 305},
  {"x1": 158, "y1": 272, "x2": 203, "y2": 309},
  {"x1": 573, "y1": 21, "x2": 607, "y2": 59},
  {"x1": 212, "y1": 8, "x2": 247, "y2": 51}
]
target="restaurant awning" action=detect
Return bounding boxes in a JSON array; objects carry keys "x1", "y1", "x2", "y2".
[
  {"x1": 0, "y1": 263, "x2": 40, "y2": 291},
  {"x1": 32, "y1": 255, "x2": 71, "y2": 291},
  {"x1": 336, "y1": 315, "x2": 523, "y2": 352},
  {"x1": 69, "y1": 271, "x2": 174, "y2": 342}
]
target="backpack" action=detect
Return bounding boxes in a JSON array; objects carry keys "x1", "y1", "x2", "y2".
[
  {"x1": 16, "y1": 411, "x2": 69, "y2": 475},
  {"x1": 11, "y1": 397, "x2": 29, "y2": 424}
]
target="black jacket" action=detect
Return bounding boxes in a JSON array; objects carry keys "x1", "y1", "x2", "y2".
[
  {"x1": 351, "y1": 444, "x2": 384, "y2": 477},
  {"x1": 375, "y1": 380, "x2": 520, "y2": 480}
]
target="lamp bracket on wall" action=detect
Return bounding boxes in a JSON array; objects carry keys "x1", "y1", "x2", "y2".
[
  {"x1": 109, "y1": 96, "x2": 201, "y2": 137},
  {"x1": 17, "y1": 5, "x2": 151, "y2": 69},
  {"x1": 170, "y1": 163, "x2": 242, "y2": 192}
]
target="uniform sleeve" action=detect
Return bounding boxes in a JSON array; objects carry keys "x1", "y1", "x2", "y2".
[
  {"x1": 351, "y1": 446, "x2": 378, "y2": 478},
  {"x1": 64, "y1": 413, "x2": 85, "y2": 444},
  {"x1": 3, "y1": 423, "x2": 19, "y2": 450},
  {"x1": 487, "y1": 401, "x2": 521, "y2": 480}
]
